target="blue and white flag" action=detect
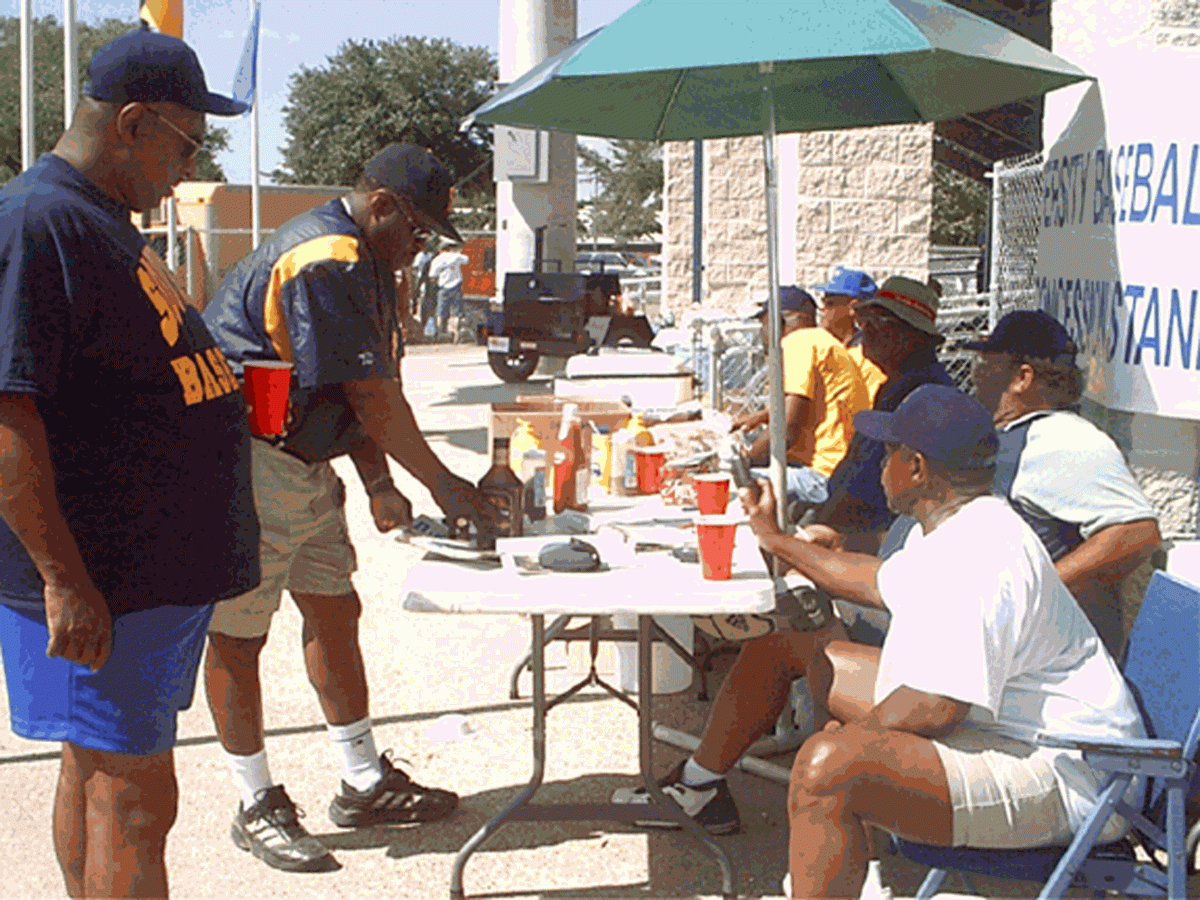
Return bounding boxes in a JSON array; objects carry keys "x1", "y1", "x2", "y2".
[{"x1": 231, "y1": 0, "x2": 261, "y2": 114}]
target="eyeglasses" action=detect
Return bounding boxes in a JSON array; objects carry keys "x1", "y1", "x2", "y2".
[
  {"x1": 855, "y1": 306, "x2": 904, "y2": 332},
  {"x1": 144, "y1": 107, "x2": 204, "y2": 160},
  {"x1": 384, "y1": 190, "x2": 432, "y2": 240}
]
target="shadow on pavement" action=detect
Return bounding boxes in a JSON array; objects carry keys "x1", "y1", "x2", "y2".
[
  {"x1": 433, "y1": 381, "x2": 553, "y2": 408},
  {"x1": 422, "y1": 426, "x2": 489, "y2": 454}
]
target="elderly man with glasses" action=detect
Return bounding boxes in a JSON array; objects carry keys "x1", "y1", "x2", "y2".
[
  {"x1": 0, "y1": 28, "x2": 258, "y2": 897},
  {"x1": 200, "y1": 143, "x2": 496, "y2": 873}
]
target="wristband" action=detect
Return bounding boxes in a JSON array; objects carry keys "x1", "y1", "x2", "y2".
[{"x1": 366, "y1": 474, "x2": 395, "y2": 496}]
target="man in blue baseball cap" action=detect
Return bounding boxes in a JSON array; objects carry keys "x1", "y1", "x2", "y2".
[
  {"x1": 812, "y1": 267, "x2": 886, "y2": 400},
  {"x1": 0, "y1": 26, "x2": 256, "y2": 898},
  {"x1": 738, "y1": 384, "x2": 1144, "y2": 899},
  {"x1": 967, "y1": 309, "x2": 1161, "y2": 656}
]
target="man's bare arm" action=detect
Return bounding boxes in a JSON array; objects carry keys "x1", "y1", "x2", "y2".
[
  {"x1": 347, "y1": 435, "x2": 412, "y2": 532},
  {"x1": 1056, "y1": 519, "x2": 1161, "y2": 595},
  {"x1": 865, "y1": 686, "x2": 971, "y2": 737},
  {"x1": 741, "y1": 481, "x2": 886, "y2": 609},
  {"x1": 0, "y1": 396, "x2": 111, "y2": 671},
  {"x1": 342, "y1": 378, "x2": 495, "y2": 526},
  {"x1": 732, "y1": 408, "x2": 769, "y2": 433},
  {"x1": 746, "y1": 394, "x2": 810, "y2": 466}
]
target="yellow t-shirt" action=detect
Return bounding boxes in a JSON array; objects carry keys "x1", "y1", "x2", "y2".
[
  {"x1": 847, "y1": 344, "x2": 887, "y2": 405},
  {"x1": 781, "y1": 328, "x2": 871, "y2": 477}
]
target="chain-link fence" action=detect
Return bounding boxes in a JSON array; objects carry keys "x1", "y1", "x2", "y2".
[{"x1": 990, "y1": 151, "x2": 1046, "y2": 323}]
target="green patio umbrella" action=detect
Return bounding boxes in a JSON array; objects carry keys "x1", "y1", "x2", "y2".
[{"x1": 466, "y1": 0, "x2": 1090, "y2": 532}]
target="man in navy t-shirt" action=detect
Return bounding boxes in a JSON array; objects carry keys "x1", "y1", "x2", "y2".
[{"x1": 0, "y1": 29, "x2": 256, "y2": 897}]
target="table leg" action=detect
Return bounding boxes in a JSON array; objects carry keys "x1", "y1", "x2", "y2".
[
  {"x1": 637, "y1": 614, "x2": 737, "y2": 900},
  {"x1": 450, "y1": 614, "x2": 549, "y2": 900},
  {"x1": 449, "y1": 615, "x2": 738, "y2": 900},
  {"x1": 507, "y1": 613, "x2": 572, "y2": 699}
]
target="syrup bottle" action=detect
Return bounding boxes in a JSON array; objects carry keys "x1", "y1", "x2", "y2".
[{"x1": 477, "y1": 435, "x2": 523, "y2": 549}]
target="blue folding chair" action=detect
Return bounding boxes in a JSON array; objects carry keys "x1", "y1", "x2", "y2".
[{"x1": 891, "y1": 570, "x2": 1200, "y2": 899}]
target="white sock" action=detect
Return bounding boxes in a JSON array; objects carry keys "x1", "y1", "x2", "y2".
[
  {"x1": 223, "y1": 748, "x2": 275, "y2": 809},
  {"x1": 327, "y1": 717, "x2": 383, "y2": 792},
  {"x1": 682, "y1": 756, "x2": 725, "y2": 786}
]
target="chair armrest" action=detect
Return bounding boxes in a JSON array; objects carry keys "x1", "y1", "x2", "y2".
[
  {"x1": 1034, "y1": 732, "x2": 1181, "y2": 757},
  {"x1": 958, "y1": 721, "x2": 1182, "y2": 764}
]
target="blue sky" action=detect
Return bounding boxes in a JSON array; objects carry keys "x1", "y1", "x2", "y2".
[{"x1": 6, "y1": 0, "x2": 641, "y2": 182}]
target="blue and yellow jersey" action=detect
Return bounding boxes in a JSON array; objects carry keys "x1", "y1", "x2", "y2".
[{"x1": 203, "y1": 199, "x2": 401, "y2": 462}]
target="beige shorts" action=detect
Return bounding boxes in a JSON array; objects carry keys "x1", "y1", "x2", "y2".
[
  {"x1": 933, "y1": 727, "x2": 1128, "y2": 849},
  {"x1": 209, "y1": 439, "x2": 357, "y2": 639}
]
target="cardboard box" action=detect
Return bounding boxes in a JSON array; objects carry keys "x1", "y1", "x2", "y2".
[{"x1": 488, "y1": 395, "x2": 631, "y2": 450}]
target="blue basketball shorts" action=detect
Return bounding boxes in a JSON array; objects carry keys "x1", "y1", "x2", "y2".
[{"x1": 0, "y1": 601, "x2": 214, "y2": 756}]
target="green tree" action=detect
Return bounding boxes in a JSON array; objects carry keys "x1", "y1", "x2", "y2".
[
  {"x1": 578, "y1": 139, "x2": 662, "y2": 244},
  {"x1": 931, "y1": 160, "x2": 988, "y2": 247},
  {"x1": 0, "y1": 16, "x2": 229, "y2": 183},
  {"x1": 275, "y1": 35, "x2": 496, "y2": 225}
]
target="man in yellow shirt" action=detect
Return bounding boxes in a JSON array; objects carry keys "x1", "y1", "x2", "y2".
[
  {"x1": 813, "y1": 267, "x2": 886, "y2": 402},
  {"x1": 737, "y1": 287, "x2": 870, "y2": 507}
]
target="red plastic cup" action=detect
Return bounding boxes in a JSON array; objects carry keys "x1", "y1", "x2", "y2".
[
  {"x1": 635, "y1": 447, "x2": 666, "y2": 494},
  {"x1": 693, "y1": 473, "x2": 731, "y2": 515},
  {"x1": 241, "y1": 360, "x2": 293, "y2": 437},
  {"x1": 696, "y1": 515, "x2": 738, "y2": 581}
]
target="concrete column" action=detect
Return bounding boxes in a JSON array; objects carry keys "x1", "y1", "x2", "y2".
[{"x1": 496, "y1": 0, "x2": 576, "y2": 288}]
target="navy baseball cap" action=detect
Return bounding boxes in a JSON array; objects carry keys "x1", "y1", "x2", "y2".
[
  {"x1": 854, "y1": 384, "x2": 998, "y2": 470},
  {"x1": 963, "y1": 310, "x2": 1077, "y2": 364},
  {"x1": 755, "y1": 285, "x2": 815, "y2": 318},
  {"x1": 84, "y1": 27, "x2": 247, "y2": 116},
  {"x1": 360, "y1": 144, "x2": 463, "y2": 243},
  {"x1": 813, "y1": 267, "x2": 877, "y2": 301}
]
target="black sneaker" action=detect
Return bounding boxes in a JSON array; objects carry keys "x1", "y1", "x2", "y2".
[
  {"x1": 231, "y1": 785, "x2": 339, "y2": 873},
  {"x1": 328, "y1": 752, "x2": 458, "y2": 828},
  {"x1": 611, "y1": 760, "x2": 741, "y2": 835}
]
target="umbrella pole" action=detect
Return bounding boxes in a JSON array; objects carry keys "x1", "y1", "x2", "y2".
[{"x1": 761, "y1": 65, "x2": 788, "y2": 537}]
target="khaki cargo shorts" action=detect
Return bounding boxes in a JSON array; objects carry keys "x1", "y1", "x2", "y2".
[
  {"x1": 209, "y1": 439, "x2": 357, "y2": 639},
  {"x1": 934, "y1": 726, "x2": 1129, "y2": 849}
]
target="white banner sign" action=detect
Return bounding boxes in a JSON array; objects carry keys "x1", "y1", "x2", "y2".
[{"x1": 1035, "y1": 6, "x2": 1200, "y2": 419}]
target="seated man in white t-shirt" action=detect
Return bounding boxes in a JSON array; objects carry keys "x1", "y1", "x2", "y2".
[{"x1": 739, "y1": 384, "x2": 1145, "y2": 900}]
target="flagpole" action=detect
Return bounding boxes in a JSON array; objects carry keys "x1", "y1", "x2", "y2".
[
  {"x1": 63, "y1": 0, "x2": 77, "y2": 129},
  {"x1": 20, "y1": 0, "x2": 33, "y2": 170},
  {"x1": 250, "y1": 0, "x2": 260, "y2": 248}
]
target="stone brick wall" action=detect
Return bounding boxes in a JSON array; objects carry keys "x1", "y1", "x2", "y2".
[
  {"x1": 793, "y1": 124, "x2": 933, "y2": 290},
  {"x1": 664, "y1": 137, "x2": 769, "y2": 318},
  {"x1": 663, "y1": 124, "x2": 934, "y2": 321}
]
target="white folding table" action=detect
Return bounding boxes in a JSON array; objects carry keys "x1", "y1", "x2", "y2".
[{"x1": 401, "y1": 510, "x2": 775, "y2": 900}]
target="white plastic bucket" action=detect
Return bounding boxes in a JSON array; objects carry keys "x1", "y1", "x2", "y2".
[{"x1": 612, "y1": 613, "x2": 694, "y2": 694}]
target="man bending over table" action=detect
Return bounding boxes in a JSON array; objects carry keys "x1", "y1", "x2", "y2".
[{"x1": 742, "y1": 384, "x2": 1144, "y2": 898}]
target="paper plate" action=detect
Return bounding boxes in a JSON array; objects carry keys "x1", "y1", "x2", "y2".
[{"x1": 406, "y1": 535, "x2": 498, "y2": 562}]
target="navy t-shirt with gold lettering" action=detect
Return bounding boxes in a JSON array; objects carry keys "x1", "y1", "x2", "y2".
[{"x1": 0, "y1": 154, "x2": 260, "y2": 616}]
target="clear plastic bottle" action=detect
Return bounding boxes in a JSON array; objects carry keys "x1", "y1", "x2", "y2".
[{"x1": 609, "y1": 425, "x2": 630, "y2": 497}]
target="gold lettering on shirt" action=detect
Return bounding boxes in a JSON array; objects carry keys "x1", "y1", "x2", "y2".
[
  {"x1": 193, "y1": 353, "x2": 222, "y2": 401},
  {"x1": 170, "y1": 356, "x2": 204, "y2": 405},
  {"x1": 205, "y1": 348, "x2": 237, "y2": 394},
  {"x1": 137, "y1": 247, "x2": 188, "y2": 348}
]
